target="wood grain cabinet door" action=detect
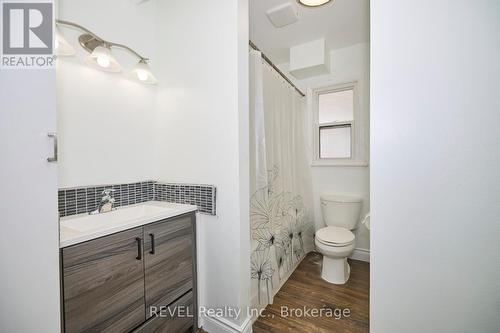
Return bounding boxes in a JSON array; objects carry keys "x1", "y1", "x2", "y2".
[
  {"x1": 62, "y1": 227, "x2": 145, "y2": 333},
  {"x1": 133, "y1": 291, "x2": 194, "y2": 333},
  {"x1": 143, "y1": 214, "x2": 194, "y2": 319}
]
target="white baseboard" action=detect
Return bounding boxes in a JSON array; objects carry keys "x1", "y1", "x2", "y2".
[
  {"x1": 349, "y1": 248, "x2": 370, "y2": 262},
  {"x1": 201, "y1": 314, "x2": 252, "y2": 333}
]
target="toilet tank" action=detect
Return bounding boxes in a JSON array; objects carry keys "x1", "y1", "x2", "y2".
[{"x1": 320, "y1": 194, "x2": 362, "y2": 230}]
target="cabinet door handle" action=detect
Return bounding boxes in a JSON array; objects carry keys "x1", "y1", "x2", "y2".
[
  {"x1": 47, "y1": 132, "x2": 57, "y2": 162},
  {"x1": 135, "y1": 237, "x2": 142, "y2": 260},
  {"x1": 149, "y1": 234, "x2": 155, "y2": 255}
]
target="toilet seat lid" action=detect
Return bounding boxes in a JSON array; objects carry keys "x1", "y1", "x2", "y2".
[{"x1": 316, "y1": 226, "x2": 355, "y2": 245}]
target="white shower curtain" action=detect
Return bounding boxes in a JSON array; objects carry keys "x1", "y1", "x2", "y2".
[{"x1": 249, "y1": 50, "x2": 314, "y2": 308}]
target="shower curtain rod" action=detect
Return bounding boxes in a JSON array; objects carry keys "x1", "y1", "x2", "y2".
[{"x1": 249, "y1": 41, "x2": 306, "y2": 97}]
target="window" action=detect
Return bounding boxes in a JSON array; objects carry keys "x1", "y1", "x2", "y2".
[
  {"x1": 320, "y1": 124, "x2": 351, "y2": 158},
  {"x1": 317, "y1": 86, "x2": 354, "y2": 159}
]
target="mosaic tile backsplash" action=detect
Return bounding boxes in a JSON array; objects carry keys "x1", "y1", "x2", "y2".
[
  {"x1": 58, "y1": 181, "x2": 216, "y2": 217},
  {"x1": 154, "y1": 183, "x2": 216, "y2": 216}
]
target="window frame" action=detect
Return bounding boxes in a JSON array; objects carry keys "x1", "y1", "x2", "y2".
[{"x1": 312, "y1": 82, "x2": 363, "y2": 166}]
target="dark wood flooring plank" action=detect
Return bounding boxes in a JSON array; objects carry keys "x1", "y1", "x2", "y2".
[{"x1": 253, "y1": 252, "x2": 369, "y2": 333}]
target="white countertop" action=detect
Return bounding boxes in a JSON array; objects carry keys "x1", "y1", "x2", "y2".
[{"x1": 59, "y1": 201, "x2": 197, "y2": 248}]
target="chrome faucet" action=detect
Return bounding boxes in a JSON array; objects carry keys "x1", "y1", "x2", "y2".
[{"x1": 90, "y1": 189, "x2": 116, "y2": 214}]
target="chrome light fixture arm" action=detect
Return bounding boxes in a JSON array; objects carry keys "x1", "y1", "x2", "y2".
[
  {"x1": 55, "y1": 19, "x2": 148, "y2": 61},
  {"x1": 107, "y1": 42, "x2": 148, "y2": 62}
]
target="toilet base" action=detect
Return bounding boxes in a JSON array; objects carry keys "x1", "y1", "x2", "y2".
[{"x1": 321, "y1": 256, "x2": 350, "y2": 284}]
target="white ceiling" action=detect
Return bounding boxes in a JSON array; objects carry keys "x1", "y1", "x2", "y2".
[{"x1": 250, "y1": 0, "x2": 370, "y2": 64}]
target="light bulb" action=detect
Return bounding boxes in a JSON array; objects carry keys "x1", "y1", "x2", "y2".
[
  {"x1": 130, "y1": 60, "x2": 157, "y2": 84},
  {"x1": 136, "y1": 70, "x2": 148, "y2": 81},
  {"x1": 85, "y1": 45, "x2": 121, "y2": 72},
  {"x1": 298, "y1": 0, "x2": 331, "y2": 7},
  {"x1": 96, "y1": 56, "x2": 110, "y2": 68}
]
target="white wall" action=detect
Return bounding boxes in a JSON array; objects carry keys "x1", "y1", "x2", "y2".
[
  {"x1": 153, "y1": 0, "x2": 251, "y2": 330},
  {"x1": 57, "y1": 0, "x2": 158, "y2": 187},
  {"x1": 280, "y1": 43, "x2": 371, "y2": 253},
  {"x1": 371, "y1": 1, "x2": 500, "y2": 332}
]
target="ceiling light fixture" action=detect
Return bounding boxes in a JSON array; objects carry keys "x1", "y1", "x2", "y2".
[
  {"x1": 297, "y1": 0, "x2": 332, "y2": 7},
  {"x1": 55, "y1": 19, "x2": 157, "y2": 84}
]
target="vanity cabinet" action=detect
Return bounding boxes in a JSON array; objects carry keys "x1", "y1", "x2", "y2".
[{"x1": 61, "y1": 213, "x2": 197, "y2": 333}]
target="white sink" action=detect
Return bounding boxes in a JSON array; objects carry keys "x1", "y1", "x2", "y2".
[
  {"x1": 63, "y1": 203, "x2": 174, "y2": 232},
  {"x1": 60, "y1": 201, "x2": 197, "y2": 248}
]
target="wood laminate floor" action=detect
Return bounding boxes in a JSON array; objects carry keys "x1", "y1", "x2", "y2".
[{"x1": 252, "y1": 252, "x2": 369, "y2": 333}]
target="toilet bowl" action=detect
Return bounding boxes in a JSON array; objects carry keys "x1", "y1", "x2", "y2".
[{"x1": 316, "y1": 194, "x2": 362, "y2": 284}]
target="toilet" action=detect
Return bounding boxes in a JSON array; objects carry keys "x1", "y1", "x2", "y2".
[{"x1": 315, "y1": 194, "x2": 362, "y2": 284}]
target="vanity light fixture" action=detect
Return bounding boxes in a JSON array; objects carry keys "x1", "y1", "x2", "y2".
[
  {"x1": 297, "y1": 0, "x2": 332, "y2": 7},
  {"x1": 55, "y1": 27, "x2": 75, "y2": 56},
  {"x1": 55, "y1": 19, "x2": 157, "y2": 84},
  {"x1": 130, "y1": 60, "x2": 158, "y2": 84}
]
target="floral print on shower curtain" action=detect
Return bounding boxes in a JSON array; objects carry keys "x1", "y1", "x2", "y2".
[{"x1": 249, "y1": 50, "x2": 314, "y2": 307}]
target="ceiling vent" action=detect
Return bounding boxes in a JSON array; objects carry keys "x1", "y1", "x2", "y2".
[{"x1": 266, "y1": 3, "x2": 299, "y2": 28}]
